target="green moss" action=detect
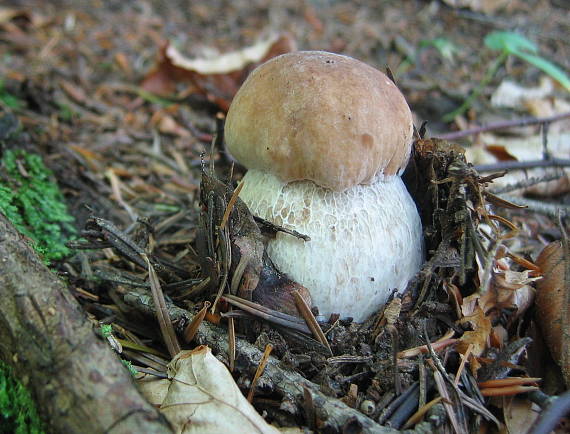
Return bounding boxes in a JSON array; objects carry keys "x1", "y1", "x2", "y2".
[
  {"x1": 0, "y1": 360, "x2": 44, "y2": 434},
  {"x1": 0, "y1": 79, "x2": 24, "y2": 110},
  {"x1": 0, "y1": 149, "x2": 76, "y2": 263},
  {"x1": 100, "y1": 324, "x2": 113, "y2": 339},
  {"x1": 121, "y1": 360, "x2": 138, "y2": 377}
]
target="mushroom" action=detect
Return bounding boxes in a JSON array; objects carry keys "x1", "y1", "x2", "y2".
[{"x1": 224, "y1": 51, "x2": 423, "y2": 322}]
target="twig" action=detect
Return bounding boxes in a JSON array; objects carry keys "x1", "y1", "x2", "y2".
[
  {"x1": 222, "y1": 294, "x2": 311, "y2": 334},
  {"x1": 386, "y1": 384, "x2": 421, "y2": 430},
  {"x1": 293, "y1": 290, "x2": 332, "y2": 356},
  {"x1": 436, "y1": 111, "x2": 570, "y2": 140},
  {"x1": 253, "y1": 216, "x2": 311, "y2": 241},
  {"x1": 474, "y1": 158, "x2": 570, "y2": 173},
  {"x1": 377, "y1": 383, "x2": 419, "y2": 425},
  {"x1": 247, "y1": 344, "x2": 273, "y2": 403},
  {"x1": 489, "y1": 172, "x2": 567, "y2": 194},
  {"x1": 0, "y1": 215, "x2": 172, "y2": 433},
  {"x1": 403, "y1": 396, "x2": 443, "y2": 429},
  {"x1": 182, "y1": 301, "x2": 210, "y2": 343},
  {"x1": 144, "y1": 255, "x2": 181, "y2": 358},
  {"x1": 219, "y1": 179, "x2": 244, "y2": 230}
]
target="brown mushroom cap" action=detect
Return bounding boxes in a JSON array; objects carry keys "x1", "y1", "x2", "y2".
[{"x1": 225, "y1": 51, "x2": 414, "y2": 192}]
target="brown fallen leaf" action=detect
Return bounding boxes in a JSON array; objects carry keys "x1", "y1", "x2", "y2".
[
  {"x1": 535, "y1": 240, "x2": 570, "y2": 387},
  {"x1": 441, "y1": 0, "x2": 511, "y2": 14},
  {"x1": 476, "y1": 255, "x2": 537, "y2": 326},
  {"x1": 138, "y1": 346, "x2": 280, "y2": 434},
  {"x1": 457, "y1": 302, "x2": 492, "y2": 358},
  {"x1": 465, "y1": 95, "x2": 570, "y2": 196},
  {"x1": 502, "y1": 397, "x2": 540, "y2": 434},
  {"x1": 142, "y1": 33, "x2": 296, "y2": 111}
]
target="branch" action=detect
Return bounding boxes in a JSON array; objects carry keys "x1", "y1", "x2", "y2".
[
  {"x1": 474, "y1": 158, "x2": 570, "y2": 173},
  {"x1": 0, "y1": 214, "x2": 172, "y2": 434}
]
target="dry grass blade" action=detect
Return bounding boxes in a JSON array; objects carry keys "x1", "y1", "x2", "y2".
[
  {"x1": 454, "y1": 343, "x2": 473, "y2": 386},
  {"x1": 403, "y1": 396, "x2": 443, "y2": 429},
  {"x1": 171, "y1": 276, "x2": 211, "y2": 300},
  {"x1": 487, "y1": 214, "x2": 519, "y2": 232},
  {"x1": 478, "y1": 377, "x2": 542, "y2": 388},
  {"x1": 429, "y1": 360, "x2": 465, "y2": 434},
  {"x1": 183, "y1": 301, "x2": 210, "y2": 343},
  {"x1": 223, "y1": 294, "x2": 311, "y2": 334},
  {"x1": 144, "y1": 254, "x2": 181, "y2": 358},
  {"x1": 104, "y1": 168, "x2": 137, "y2": 221},
  {"x1": 507, "y1": 251, "x2": 541, "y2": 272},
  {"x1": 398, "y1": 329, "x2": 456, "y2": 358},
  {"x1": 458, "y1": 393, "x2": 500, "y2": 425},
  {"x1": 116, "y1": 338, "x2": 168, "y2": 358},
  {"x1": 480, "y1": 385, "x2": 539, "y2": 396},
  {"x1": 210, "y1": 225, "x2": 231, "y2": 313},
  {"x1": 484, "y1": 191, "x2": 528, "y2": 209},
  {"x1": 303, "y1": 386, "x2": 316, "y2": 430},
  {"x1": 293, "y1": 290, "x2": 332, "y2": 356},
  {"x1": 230, "y1": 255, "x2": 248, "y2": 294},
  {"x1": 247, "y1": 344, "x2": 273, "y2": 403},
  {"x1": 228, "y1": 311, "x2": 236, "y2": 372},
  {"x1": 122, "y1": 349, "x2": 168, "y2": 373},
  {"x1": 219, "y1": 179, "x2": 244, "y2": 230}
]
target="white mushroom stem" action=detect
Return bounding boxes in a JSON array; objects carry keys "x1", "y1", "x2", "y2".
[{"x1": 239, "y1": 169, "x2": 424, "y2": 322}]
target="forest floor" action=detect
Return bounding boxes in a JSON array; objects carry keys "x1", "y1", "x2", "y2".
[{"x1": 0, "y1": 0, "x2": 569, "y2": 433}]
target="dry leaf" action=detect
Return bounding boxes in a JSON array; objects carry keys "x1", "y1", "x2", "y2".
[
  {"x1": 457, "y1": 302, "x2": 492, "y2": 357},
  {"x1": 475, "y1": 256, "x2": 536, "y2": 326},
  {"x1": 502, "y1": 397, "x2": 540, "y2": 434},
  {"x1": 138, "y1": 346, "x2": 280, "y2": 434},
  {"x1": 441, "y1": 0, "x2": 511, "y2": 14},
  {"x1": 151, "y1": 112, "x2": 191, "y2": 138},
  {"x1": 491, "y1": 77, "x2": 555, "y2": 109},
  {"x1": 142, "y1": 33, "x2": 296, "y2": 111},
  {"x1": 465, "y1": 95, "x2": 570, "y2": 196},
  {"x1": 535, "y1": 241, "x2": 570, "y2": 387},
  {"x1": 0, "y1": 7, "x2": 29, "y2": 24}
]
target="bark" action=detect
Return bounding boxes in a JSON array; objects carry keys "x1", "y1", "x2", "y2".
[{"x1": 0, "y1": 213, "x2": 172, "y2": 434}]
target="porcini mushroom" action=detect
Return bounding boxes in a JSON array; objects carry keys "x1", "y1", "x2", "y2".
[{"x1": 225, "y1": 51, "x2": 423, "y2": 322}]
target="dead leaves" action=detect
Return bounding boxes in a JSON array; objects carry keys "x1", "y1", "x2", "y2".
[
  {"x1": 454, "y1": 239, "x2": 539, "y2": 375},
  {"x1": 138, "y1": 346, "x2": 280, "y2": 434},
  {"x1": 464, "y1": 78, "x2": 570, "y2": 196},
  {"x1": 535, "y1": 240, "x2": 570, "y2": 387},
  {"x1": 456, "y1": 303, "x2": 491, "y2": 359},
  {"x1": 142, "y1": 33, "x2": 296, "y2": 111}
]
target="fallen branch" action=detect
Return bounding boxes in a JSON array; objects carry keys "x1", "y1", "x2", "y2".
[
  {"x1": 474, "y1": 158, "x2": 570, "y2": 173},
  {"x1": 0, "y1": 214, "x2": 172, "y2": 434}
]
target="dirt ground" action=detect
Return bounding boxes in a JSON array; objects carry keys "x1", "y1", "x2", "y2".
[{"x1": 1, "y1": 0, "x2": 569, "y2": 432}]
